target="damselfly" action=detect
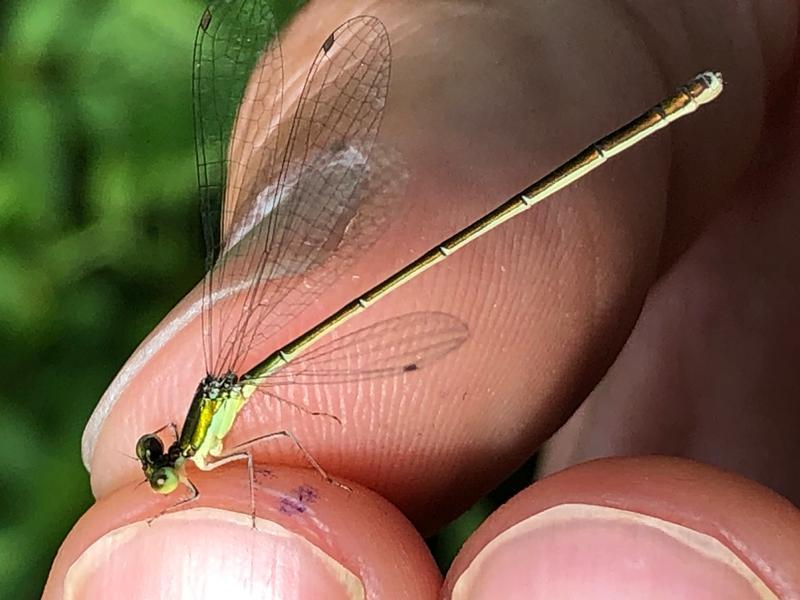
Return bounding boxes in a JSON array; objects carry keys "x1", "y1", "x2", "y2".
[{"x1": 132, "y1": 0, "x2": 723, "y2": 516}]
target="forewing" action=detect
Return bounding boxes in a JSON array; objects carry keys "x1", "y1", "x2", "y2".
[
  {"x1": 193, "y1": 0, "x2": 285, "y2": 370},
  {"x1": 205, "y1": 16, "x2": 396, "y2": 375}
]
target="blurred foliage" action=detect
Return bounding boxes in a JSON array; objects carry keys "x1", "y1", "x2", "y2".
[
  {"x1": 1, "y1": 0, "x2": 210, "y2": 596},
  {"x1": 0, "y1": 1, "x2": 536, "y2": 596}
]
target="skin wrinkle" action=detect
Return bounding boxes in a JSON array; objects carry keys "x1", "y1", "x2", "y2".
[{"x1": 611, "y1": 1, "x2": 673, "y2": 96}]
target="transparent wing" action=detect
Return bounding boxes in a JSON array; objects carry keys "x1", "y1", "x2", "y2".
[
  {"x1": 249, "y1": 312, "x2": 469, "y2": 386},
  {"x1": 193, "y1": 0, "x2": 285, "y2": 370},
  {"x1": 196, "y1": 11, "x2": 397, "y2": 376}
]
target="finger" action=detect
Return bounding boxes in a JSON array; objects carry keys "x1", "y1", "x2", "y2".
[
  {"x1": 44, "y1": 466, "x2": 440, "y2": 599},
  {"x1": 83, "y1": 0, "x2": 795, "y2": 532},
  {"x1": 540, "y1": 59, "x2": 800, "y2": 503},
  {"x1": 443, "y1": 457, "x2": 800, "y2": 598}
]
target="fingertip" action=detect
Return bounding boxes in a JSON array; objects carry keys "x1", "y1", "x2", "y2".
[
  {"x1": 443, "y1": 457, "x2": 800, "y2": 598},
  {"x1": 45, "y1": 466, "x2": 441, "y2": 599}
]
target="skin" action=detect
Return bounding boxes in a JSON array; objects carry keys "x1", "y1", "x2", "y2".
[{"x1": 45, "y1": 0, "x2": 800, "y2": 597}]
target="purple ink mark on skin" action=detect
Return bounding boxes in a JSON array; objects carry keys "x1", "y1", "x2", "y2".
[
  {"x1": 254, "y1": 467, "x2": 275, "y2": 480},
  {"x1": 279, "y1": 497, "x2": 305, "y2": 515},
  {"x1": 295, "y1": 485, "x2": 318, "y2": 503},
  {"x1": 279, "y1": 485, "x2": 319, "y2": 515}
]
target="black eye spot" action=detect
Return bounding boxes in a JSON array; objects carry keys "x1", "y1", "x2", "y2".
[
  {"x1": 145, "y1": 438, "x2": 164, "y2": 459},
  {"x1": 200, "y1": 8, "x2": 212, "y2": 31},
  {"x1": 403, "y1": 363, "x2": 418, "y2": 372},
  {"x1": 322, "y1": 33, "x2": 334, "y2": 53},
  {"x1": 137, "y1": 434, "x2": 164, "y2": 463}
]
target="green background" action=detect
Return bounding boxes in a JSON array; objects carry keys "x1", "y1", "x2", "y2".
[
  {"x1": 0, "y1": 1, "x2": 529, "y2": 596},
  {"x1": 1, "y1": 0, "x2": 207, "y2": 596}
]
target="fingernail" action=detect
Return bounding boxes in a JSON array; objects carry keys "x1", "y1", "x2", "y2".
[
  {"x1": 452, "y1": 503, "x2": 776, "y2": 599},
  {"x1": 64, "y1": 507, "x2": 364, "y2": 599}
]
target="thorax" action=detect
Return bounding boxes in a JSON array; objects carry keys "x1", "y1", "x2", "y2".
[{"x1": 178, "y1": 373, "x2": 247, "y2": 468}]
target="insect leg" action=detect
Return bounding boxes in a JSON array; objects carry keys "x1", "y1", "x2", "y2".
[
  {"x1": 147, "y1": 478, "x2": 199, "y2": 526},
  {"x1": 219, "y1": 431, "x2": 350, "y2": 491},
  {"x1": 262, "y1": 389, "x2": 341, "y2": 425},
  {"x1": 227, "y1": 430, "x2": 333, "y2": 482},
  {"x1": 205, "y1": 451, "x2": 256, "y2": 527},
  {"x1": 153, "y1": 421, "x2": 179, "y2": 442}
]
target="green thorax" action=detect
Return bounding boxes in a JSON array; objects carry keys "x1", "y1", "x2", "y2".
[{"x1": 179, "y1": 373, "x2": 248, "y2": 469}]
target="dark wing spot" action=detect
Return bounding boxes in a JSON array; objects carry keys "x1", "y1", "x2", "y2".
[
  {"x1": 322, "y1": 32, "x2": 334, "y2": 53},
  {"x1": 199, "y1": 8, "x2": 212, "y2": 32},
  {"x1": 403, "y1": 363, "x2": 418, "y2": 372}
]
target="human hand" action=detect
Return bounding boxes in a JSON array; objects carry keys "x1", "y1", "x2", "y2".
[{"x1": 46, "y1": 1, "x2": 800, "y2": 597}]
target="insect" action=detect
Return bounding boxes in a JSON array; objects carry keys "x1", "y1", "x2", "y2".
[{"x1": 135, "y1": 0, "x2": 723, "y2": 516}]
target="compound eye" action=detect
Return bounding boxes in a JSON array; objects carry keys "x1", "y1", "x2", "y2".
[
  {"x1": 136, "y1": 434, "x2": 164, "y2": 463},
  {"x1": 150, "y1": 467, "x2": 179, "y2": 495}
]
